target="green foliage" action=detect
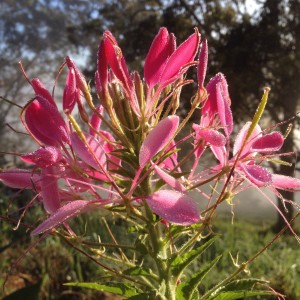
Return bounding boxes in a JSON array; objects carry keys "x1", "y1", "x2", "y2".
[
  {"x1": 64, "y1": 282, "x2": 142, "y2": 297},
  {"x1": 171, "y1": 236, "x2": 219, "y2": 278},
  {"x1": 176, "y1": 255, "x2": 222, "y2": 300},
  {"x1": 208, "y1": 290, "x2": 273, "y2": 300}
]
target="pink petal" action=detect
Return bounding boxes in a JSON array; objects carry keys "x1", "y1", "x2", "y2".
[
  {"x1": 251, "y1": 132, "x2": 284, "y2": 153},
  {"x1": 202, "y1": 73, "x2": 232, "y2": 132},
  {"x1": 210, "y1": 145, "x2": 227, "y2": 167},
  {"x1": 139, "y1": 116, "x2": 179, "y2": 167},
  {"x1": 63, "y1": 68, "x2": 77, "y2": 113},
  {"x1": 40, "y1": 167, "x2": 60, "y2": 214},
  {"x1": 71, "y1": 132, "x2": 106, "y2": 170},
  {"x1": 144, "y1": 28, "x2": 173, "y2": 88},
  {"x1": 21, "y1": 146, "x2": 62, "y2": 168},
  {"x1": 31, "y1": 78, "x2": 56, "y2": 106},
  {"x1": 206, "y1": 73, "x2": 231, "y2": 106},
  {"x1": 161, "y1": 140, "x2": 179, "y2": 169},
  {"x1": 193, "y1": 125, "x2": 226, "y2": 147},
  {"x1": 99, "y1": 130, "x2": 121, "y2": 169},
  {"x1": 216, "y1": 83, "x2": 233, "y2": 136},
  {"x1": 31, "y1": 200, "x2": 92, "y2": 235},
  {"x1": 240, "y1": 164, "x2": 272, "y2": 187},
  {"x1": 153, "y1": 164, "x2": 185, "y2": 192},
  {"x1": 272, "y1": 174, "x2": 300, "y2": 190},
  {"x1": 197, "y1": 39, "x2": 208, "y2": 88},
  {"x1": 0, "y1": 168, "x2": 40, "y2": 189},
  {"x1": 159, "y1": 30, "x2": 200, "y2": 84},
  {"x1": 66, "y1": 56, "x2": 89, "y2": 93},
  {"x1": 89, "y1": 105, "x2": 104, "y2": 136},
  {"x1": 147, "y1": 190, "x2": 200, "y2": 225},
  {"x1": 233, "y1": 122, "x2": 262, "y2": 157}
]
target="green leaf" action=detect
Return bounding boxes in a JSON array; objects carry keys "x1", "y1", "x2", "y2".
[
  {"x1": 127, "y1": 291, "x2": 157, "y2": 299},
  {"x1": 219, "y1": 278, "x2": 269, "y2": 292},
  {"x1": 64, "y1": 282, "x2": 141, "y2": 297},
  {"x1": 123, "y1": 266, "x2": 155, "y2": 278},
  {"x1": 208, "y1": 290, "x2": 273, "y2": 300},
  {"x1": 206, "y1": 278, "x2": 272, "y2": 300},
  {"x1": 171, "y1": 236, "x2": 219, "y2": 278},
  {"x1": 176, "y1": 255, "x2": 222, "y2": 300},
  {"x1": 177, "y1": 289, "x2": 199, "y2": 300}
]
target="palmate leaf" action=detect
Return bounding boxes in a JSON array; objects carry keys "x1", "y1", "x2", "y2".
[
  {"x1": 64, "y1": 282, "x2": 142, "y2": 297},
  {"x1": 171, "y1": 235, "x2": 219, "y2": 278},
  {"x1": 176, "y1": 255, "x2": 222, "y2": 300}
]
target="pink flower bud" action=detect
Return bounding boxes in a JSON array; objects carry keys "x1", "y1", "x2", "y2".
[
  {"x1": 66, "y1": 56, "x2": 89, "y2": 93},
  {"x1": 25, "y1": 96, "x2": 70, "y2": 146},
  {"x1": 197, "y1": 39, "x2": 208, "y2": 89},
  {"x1": 144, "y1": 27, "x2": 174, "y2": 89},
  {"x1": 63, "y1": 67, "x2": 76, "y2": 113},
  {"x1": 102, "y1": 31, "x2": 132, "y2": 93},
  {"x1": 159, "y1": 29, "x2": 200, "y2": 85}
]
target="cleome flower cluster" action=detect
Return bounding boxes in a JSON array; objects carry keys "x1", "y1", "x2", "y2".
[{"x1": 1, "y1": 27, "x2": 299, "y2": 237}]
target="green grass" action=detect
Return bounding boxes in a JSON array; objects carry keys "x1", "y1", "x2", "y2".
[{"x1": 202, "y1": 217, "x2": 300, "y2": 299}]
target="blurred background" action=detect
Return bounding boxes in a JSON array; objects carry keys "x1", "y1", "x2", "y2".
[{"x1": 0, "y1": 0, "x2": 300, "y2": 299}]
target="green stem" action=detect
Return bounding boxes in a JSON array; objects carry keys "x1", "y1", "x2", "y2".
[{"x1": 144, "y1": 204, "x2": 176, "y2": 300}]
